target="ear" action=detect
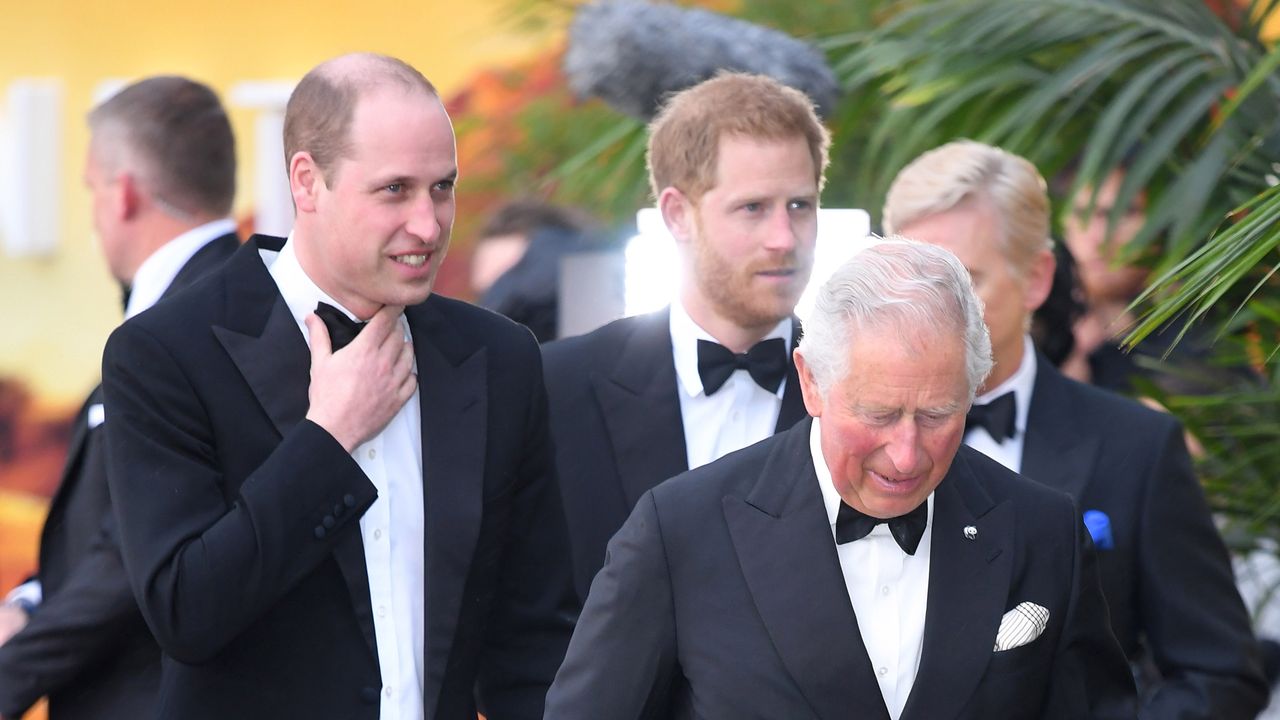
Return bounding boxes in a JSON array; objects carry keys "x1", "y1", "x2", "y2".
[
  {"x1": 658, "y1": 186, "x2": 695, "y2": 245},
  {"x1": 116, "y1": 172, "x2": 142, "y2": 220},
  {"x1": 793, "y1": 349, "x2": 824, "y2": 419},
  {"x1": 290, "y1": 151, "x2": 323, "y2": 214},
  {"x1": 1024, "y1": 247, "x2": 1056, "y2": 313}
]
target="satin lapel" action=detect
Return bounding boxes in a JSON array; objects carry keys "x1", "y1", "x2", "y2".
[
  {"x1": 409, "y1": 299, "x2": 486, "y2": 707},
  {"x1": 1021, "y1": 358, "x2": 1099, "y2": 502},
  {"x1": 724, "y1": 422, "x2": 888, "y2": 720},
  {"x1": 211, "y1": 236, "x2": 377, "y2": 658},
  {"x1": 594, "y1": 310, "x2": 688, "y2": 509},
  {"x1": 40, "y1": 387, "x2": 102, "y2": 560},
  {"x1": 900, "y1": 450, "x2": 1013, "y2": 720},
  {"x1": 775, "y1": 317, "x2": 808, "y2": 433}
]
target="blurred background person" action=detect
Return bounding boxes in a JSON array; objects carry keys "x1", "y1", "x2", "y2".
[
  {"x1": 0, "y1": 75, "x2": 239, "y2": 720},
  {"x1": 471, "y1": 199, "x2": 595, "y2": 343}
]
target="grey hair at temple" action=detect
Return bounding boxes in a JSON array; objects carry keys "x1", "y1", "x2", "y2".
[{"x1": 797, "y1": 237, "x2": 993, "y2": 398}]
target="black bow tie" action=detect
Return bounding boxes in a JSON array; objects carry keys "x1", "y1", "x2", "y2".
[
  {"x1": 836, "y1": 501, "x2": 928, "y2": 555},
  {"x1": 315, "y1": 302, "x2": 367, "y2": 351},
  {"x1": 696, "y1": 338, "x2": 788, "y2": 395},
  {"x1": 120, "y1": 284, "x2": 132, "y2": 313},
  {"x1": 965, "y1": 392, "x2": 1016, "y2": 442}
]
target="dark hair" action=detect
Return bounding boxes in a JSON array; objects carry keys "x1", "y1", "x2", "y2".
[
  {"x1": 89, "y1": 76, "x2": 235, "y2": 216},
  {"x1": 1031, "y1": 241, "x2": 1087, "y2": 367},
  {"x1": 478, "y1": 199, "x2": 592, "y2": 241},
  {"x1": 284, "y1": 53, "x2": 438, "y2": 181}
]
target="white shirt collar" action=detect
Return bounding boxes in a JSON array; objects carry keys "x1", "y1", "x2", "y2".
[
  {"x1": 973, "y1": 335, "x2": 1038, "y2": 436},
  {"x1": 267, "y1": 233, "x2": 360, "y2": 345},
  {"x1": 668, "y1": 300, "x2": 792, "y2": 399},
  {"x1": 810, "y1": 417, "x2": 935, "y2": 531},
  {"x1": 124, "y1": 218, "x2": 237, "y2": 319}
]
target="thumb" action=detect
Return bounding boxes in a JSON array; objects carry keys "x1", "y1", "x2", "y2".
[{"x1": 305, "y1": 313, "x2": 333, "y2": 360}]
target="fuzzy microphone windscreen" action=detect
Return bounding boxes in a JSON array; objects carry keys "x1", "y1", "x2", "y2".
[{"x1": 564, "y1": 0, "x2": 839, "y2": 120}]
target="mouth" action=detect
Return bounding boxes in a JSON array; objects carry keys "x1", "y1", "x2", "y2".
[
  {"x1": 756, "y1": 268, "x2": 796, "y2": 279},
  {"x1": 868, "y1": 470, "x2": 923, "y2": 496},
  {"x1": 391, "y1": 253, "x2": 430, "y2": 268}
]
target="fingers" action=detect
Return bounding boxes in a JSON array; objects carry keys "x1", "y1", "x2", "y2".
[
  {"x1": 305, "y1": 313, "x2": 332, "y2": 359},
  {"x1": 362, "y1": 305, "x2": 406, "y2": 348}
]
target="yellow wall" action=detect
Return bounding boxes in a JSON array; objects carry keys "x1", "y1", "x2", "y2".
[{"x1": 0, "y1": 0, "x2": 557, "y2": 409}]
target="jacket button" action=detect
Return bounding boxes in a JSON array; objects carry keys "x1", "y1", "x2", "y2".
[
  {"x1": 322, "y1": 515, "x2": 336, "y2": 529},
  {"x1": 344, "y1": 494, "x2": 357, "y2": 508},
  {"x1": 314, "y1": 526, "x2": 327, "y2": 540},
  {"x1": 360, "y1": 686, "x2": 380, "y2": 704},
  {"x1": 334, "y1": 503, "x2": 344, "y2": 516}
]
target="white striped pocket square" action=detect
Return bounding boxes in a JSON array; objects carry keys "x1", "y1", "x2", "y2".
[{"x1": 993, "y1": 602, "x2": 1049, "y2": 652}]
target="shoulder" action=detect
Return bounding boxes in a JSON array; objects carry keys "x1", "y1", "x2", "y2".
[
  {"x1": 543, "y1": 312, "x2": 663, "y2": 372},
  {"x1": 1037, "y1": 360, "x2": 1181, "y2": 437},
  {"x1": 955, "y1": 445, "x2": 1077, "y2": 517}
]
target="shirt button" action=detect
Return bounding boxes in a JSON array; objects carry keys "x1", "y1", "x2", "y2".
[
  {"x1": 881, "y1": 585, "x2": 890, "y2": 596},
  {"x1": 731, "y1": 411, "x2": 741, "y2": 422},
  {"x1": 374, "y1": 528, "x2": 382, "y2": 540},
  {"x1": 368, "y1": 448, "x2": 376, "y2": 460},
  {"x1": 384, "y1": 686, "x2": 393, "y2": 698},
  {"x1": 878, "y1": 666, "x2": 888, "y2": 677},
  {"x1": 377, "y1": 605, "x2": 387, "y2": 618}
]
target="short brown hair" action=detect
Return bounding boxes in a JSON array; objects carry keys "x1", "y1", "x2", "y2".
[
  {"x1": 883, "y1": 140, "x2": 1051, "y2": 274},
  {"x1": 646, "y1": 72, "x2": 830, "y2": 201},
  {"x1": 89, "y1": 76, "x2": 235, "y2": 217},
  {"x1": 284, "y1": 53, "x2": 438, "y2": 181}
]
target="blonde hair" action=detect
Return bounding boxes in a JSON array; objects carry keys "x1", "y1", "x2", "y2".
[
  {"x1": 646, "y1": 72, "x2": 830, "y2": 202},
  {"x1": 883, "y1": 140, "x2": 1051, "y2": 274}
]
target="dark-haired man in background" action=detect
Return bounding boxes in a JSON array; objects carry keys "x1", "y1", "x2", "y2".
[{"x1": 0, "y1": 75, "x2": 240, "y2": 720}]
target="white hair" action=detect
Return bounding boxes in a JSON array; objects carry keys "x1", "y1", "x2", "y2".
[{"x1": 798, "y1": 237, "x2": 993, "y2": 398}]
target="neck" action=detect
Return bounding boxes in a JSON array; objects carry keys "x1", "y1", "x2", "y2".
[
  {"x1": 980, "y1": 342, "x2": 1025, "y2": 396},
  {"x1": 121, "y1": 214, "x2": 218, "y2": 283},
  {"x1": 1088, "y1": 299, "x2": 1135, "y2": 338},
  {"x1": 679, "y1": 291, "x2": 779, "y2": 354}
]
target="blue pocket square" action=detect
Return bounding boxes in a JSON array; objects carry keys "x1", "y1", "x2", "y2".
[{"x1": 1083, "y1": 510, "x2": 1113, "y2": 550}]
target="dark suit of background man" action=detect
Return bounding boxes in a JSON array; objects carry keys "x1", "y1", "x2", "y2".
[
  {"x1": 0, "y1": 76, "x2": 240, "y2": 720},
  {"x1": 883, "y1": 139, "x2": 1269, "y2": 719},
  {"x1": 100, "y1": 53, "x2": 576, "y2": 720},
  {"x1": 547, "y1": 239, "x2": 1138, "y2": 719},
  {"x1": 543, "y1": 72, "x2": 828, "y2": 599}
]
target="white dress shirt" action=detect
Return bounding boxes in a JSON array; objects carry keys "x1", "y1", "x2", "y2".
[
  {"x1": 669, "y1": 301, "x2": 791, "y2": 470},
  {"x1": 812, "y1": 418, "x2": 932, "y2": 720},
  {"x1": 125, "y1": 218, "x2": 237, "y2": 320},
  {"x1": 268, "y1": 237, "x2": 426, "y2": 720},
  {"x1": 964, "y1": 335, "x2": 1038, "y2": 473}
]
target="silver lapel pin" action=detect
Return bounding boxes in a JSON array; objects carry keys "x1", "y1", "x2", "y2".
[{"x1": 963, "y1": 525, "x2": 978, "y2": 541}]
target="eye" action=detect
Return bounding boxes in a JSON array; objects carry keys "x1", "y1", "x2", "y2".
[
  {"x1": 433, "y1": 179, "x2": 455, "y2": 195},
  {"x1": 742, "y1": 201, "x2": 763, "y2": 213},
  {"x1": 918, "y1": 412, "x2": 952, "y2": 428},
  {"x1": 788, "y1": 199, "x2": 813, "y2": 211},
  {"x1": 384, "y1": 182, "x2": 405, "y2": 194}
]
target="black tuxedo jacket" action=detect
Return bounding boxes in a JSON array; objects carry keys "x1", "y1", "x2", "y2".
[
  {"x1": 542, "y1": 309, "x2": 807, "y2": 599},
  {"x1": 100, "y1": 235, "x2": 576, "y2": 720},
  {"x1": 1020, "y1": 356, "x2": 1267, "y2": 718},
  {"x1": 0, "y1": 232, "x2": 238, "y2": 720},
  {"x1": 545, "y1": 420, "x2": 1137, "y2": 719}
]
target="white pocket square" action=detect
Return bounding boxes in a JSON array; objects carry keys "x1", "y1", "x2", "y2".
[{"x1": 993, "y1": 602, "x2": 1049, "y2": 652}]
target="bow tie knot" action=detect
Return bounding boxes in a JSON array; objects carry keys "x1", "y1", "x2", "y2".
[
  {"x1": 315, "y1": 302, "x2": 368, "y2": 351},
  {"x1": 965, "y1": 391, "x2": 1016, "y2": 442},
  {"x1": 835, "y1": 501, "x2": 928, "y2": 555},
  {"x1": 696, "y1": 338, "x2": 788, "y2": 395}
]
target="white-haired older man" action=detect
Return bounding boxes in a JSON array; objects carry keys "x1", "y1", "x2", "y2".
[{"x1": 546, "y1": 239, "x2": 1136, "y2": 720}]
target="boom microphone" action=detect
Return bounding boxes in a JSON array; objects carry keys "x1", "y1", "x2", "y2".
[{"x1": 563, "y1": 0, "x2": 839, "y2": 120}]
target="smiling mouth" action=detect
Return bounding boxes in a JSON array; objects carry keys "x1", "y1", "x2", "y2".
[
  {"x1": 757, "y1": 268, "x2": 795, "y2": 277},
  {"x1": 392, "y1": 254, "x2": 429, "y2": 268}
]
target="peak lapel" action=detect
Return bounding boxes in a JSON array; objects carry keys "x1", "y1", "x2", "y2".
[
  {"x1": 408, "y1": 299, "x2": 486, "y2": 706},
  {"x1": 1021, "y1": 359, "x2": 1099, "y2": 502},
  {"x1": 211, "y1": 236, "x2": 377, "y2": 660},
  {"x1": 593, "y1": 310, "x2": 688, "y2": 509},
  {"x1": 901, "y1": 450, "x2": 1013, "y2": 720},
  {"x1": 724, "y1": 422, "x2": 889, "y2": 720}
]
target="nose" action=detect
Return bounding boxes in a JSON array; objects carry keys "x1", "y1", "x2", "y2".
[
  {"x1": 884, "y1": 419, "x2": 924, "y2": 476},
  {"x1": 405, "y1": 195, "x2": 442, "y2": 244},
  {"x1": 762, "y1": 206, "x2": 800, "y2": 254}
]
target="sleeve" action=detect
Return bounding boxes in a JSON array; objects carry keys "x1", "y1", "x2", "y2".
[
  {"x1": 543, "y1": 490, "x2": 679, "y2": 720},
  {"x1": 1136, "y1": 421, "x2": 1269, "y2": 719},
  {"x1": 476, "y1": 337, "x2": 581, "y2": 719},
  {"x1": 0, "y1": 503, "x2": 140, "y2": 718},
  {"x1": 101, "y1": 321, "x2": 377, "y2": 664},
  {"x1": 1044, "y1": 497, "x2": 1139, "y2": 720}
]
